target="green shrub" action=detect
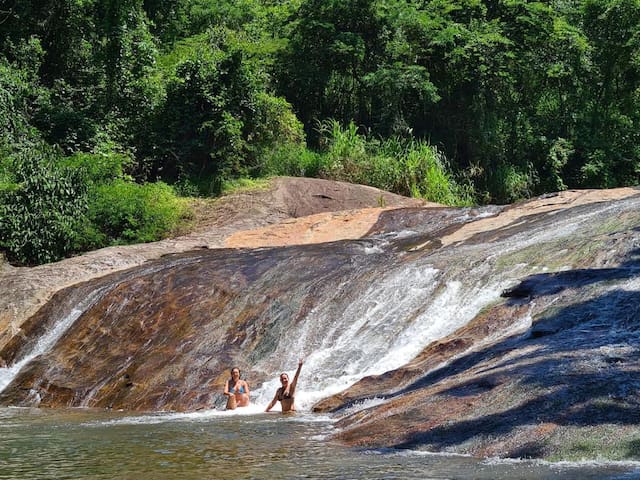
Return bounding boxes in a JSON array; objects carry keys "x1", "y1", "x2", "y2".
[
  {"x1": 542, "y1": 138, "x2": 571, "y2": 192},
  {"x1": 318, "y1": 119, "x2": 369, "y2": 182},
  {"x1": 0, "y1": 145, "x2": 88, "y2": 265},
  {"x1": 84, "y1": 180, "x2": 186, "y2": 246},
  {"x1": 172, "y1": 174, "x2": 203, "y2": 197},
  {"x1": 0, "y1": 38, "x2": 47, "y2": 152},
  {"x1": 252, "y1": 93, "x2": 306, "y2": 154},
  {"x1": 490, "y1": 163, "x2": 535, "y2": 204}
]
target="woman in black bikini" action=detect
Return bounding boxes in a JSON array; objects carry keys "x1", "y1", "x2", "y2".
[
  {"x1": 265, "y1": 358, "x2": 303, "y2": 413},
  {"x1": 224, "y1": 367, "x2": 250, "y2": 410}
]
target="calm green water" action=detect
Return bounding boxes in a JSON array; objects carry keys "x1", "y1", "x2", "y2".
[{"x1": 0, "y1": 407, "x2": 638, "y2": 480}]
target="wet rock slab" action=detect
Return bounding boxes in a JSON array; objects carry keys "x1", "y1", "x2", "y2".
[{"x1": 1, "y1": 182, "x2": 640, "y2": 461}]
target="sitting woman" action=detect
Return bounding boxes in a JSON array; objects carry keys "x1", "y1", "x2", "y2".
[
  {"x1": 265, "y1": 358, "x2": 303, "y2": 413},
  {"x1": 223, "y1": 367, "x2": 250, "y2": 410}
]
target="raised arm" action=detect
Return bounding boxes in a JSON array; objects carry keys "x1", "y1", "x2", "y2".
[{"x1": 289, "y1": 358, "x2": 304, "y2": 396}]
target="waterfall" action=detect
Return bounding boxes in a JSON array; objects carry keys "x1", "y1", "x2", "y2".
[
  {"x1": 248, "y1": 257, "x2": 516, "y2": 410},
  {"x1": 1, "y1": 194, "x2": 637, "y2": 413},
  {"x1": 247, "y1": 199, "x2": 636, "y2": 410}
]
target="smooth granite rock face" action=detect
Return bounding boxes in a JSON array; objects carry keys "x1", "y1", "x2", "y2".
[
  {"x1": 1, "y1": 181, "x2": 640, "y2": 460},
  {"x1": 0, "y1": 242, "x2": 387, "y2": 410}
]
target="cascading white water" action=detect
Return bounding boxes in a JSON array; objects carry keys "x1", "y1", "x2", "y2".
[
  {"x1": 249, "y1": 253, "x2": 519, "y2": 410},
  {"x1": 180, "y1": 256, "x2": 511, "y2": 415},
  {"x1": 0, "y1": 287, "x2": 108, "y2": 392}
]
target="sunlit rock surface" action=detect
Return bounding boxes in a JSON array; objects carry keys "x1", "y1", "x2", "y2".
[{"x1": 1, "y1": 180, "x2": 640, "y2": 460}]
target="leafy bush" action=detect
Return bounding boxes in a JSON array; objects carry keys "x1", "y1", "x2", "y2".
[
  {"x1": 0, "y1": 144, "x2": 190, "y2": 265},
  {"x1": 490, "y1": 163, "x2": 536, "y2": 204},
  {"x1": 0, "y1": 39, "x2": 48, "y2": 152},
  {"x1": 541, "y1": 138, "x2": 571, "y2": 192},
  {"x1": 60, "y1": 151, "x2": 133, "y2": 184},
  {"x1": 0, "y1": 145, "x2": 88, "y2": 265},
  {"x1": 151, "y1": 27, "x2": 263, "y2": 191},
  {"x1": 83, "y1": 180, "x2": 187, "y2": 246},
  {"x1": 60, "y1": 151, "x2": 190, "y2": 250},
  {"x1": 252, "y1": 93, "x2": 305, "y2": 155}
]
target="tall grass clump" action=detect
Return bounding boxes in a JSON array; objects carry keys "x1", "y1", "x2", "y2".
[
  {"x1": 258, "y1": 143, "x2": 327, "y2": 178},
  {"x1": 489, "y1": 163, "x2": 535, "y2": 204},
  {"x1": 317, "y1": 120, "x2": 475, "y2": 206}
]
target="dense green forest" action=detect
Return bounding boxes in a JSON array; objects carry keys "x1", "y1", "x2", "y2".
[{"x1": 1, "y1": 0, "x2": 639, "y2": 265}]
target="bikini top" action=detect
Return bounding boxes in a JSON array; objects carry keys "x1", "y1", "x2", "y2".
[
  {"x1": 229, "y1": 381, "x2": 246, "y2": 394},
  {"x1": 277, "y1": 388, "x2": 292, "y2": 401}
]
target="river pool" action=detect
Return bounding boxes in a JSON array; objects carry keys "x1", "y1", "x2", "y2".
[{"x1": 1, "y1": 407, "x2": 639, "y2": 479}]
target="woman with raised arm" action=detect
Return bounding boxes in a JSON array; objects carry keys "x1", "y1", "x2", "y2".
[
  {"x1": 265, "y1": 359, "x2": 303, "y2": 413},
  {"x1": 223, "y1": 367, "x2": 250, "y2": 410}
]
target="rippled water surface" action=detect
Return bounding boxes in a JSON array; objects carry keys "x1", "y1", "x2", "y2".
[{"x1": 1, "y1": 408, "x2": 638, "y2": 480}]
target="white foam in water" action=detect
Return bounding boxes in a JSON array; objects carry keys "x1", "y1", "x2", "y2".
[
  {"x1": 82, "y1": 403, "x2": 334, "y2": 427},
  {"x1": 383, "y1": 229, "x2": 418, "y2": 240},
  {"x1": 89, "y1": 405, "x2": 264, "y2": 426},
  {"x1": 481, "y1": 457, "x2": 640, "y2": 471},
  {"x1": 363, "y1": 245, "x2": 384, "y2": 255},
  {"x1": 621, "y1": 275, "x2": 640, "y2": 291},
  {"x1": 254, "y1": 268, "x2": 430, "y2": 404},
  {"x1": 374, "y1": 278, "x2": 505, "y2": 370}
]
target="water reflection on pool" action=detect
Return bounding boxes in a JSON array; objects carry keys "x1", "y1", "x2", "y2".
[{"x1": 0, "y1": 407, "x2": 638, "y2": 480}]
